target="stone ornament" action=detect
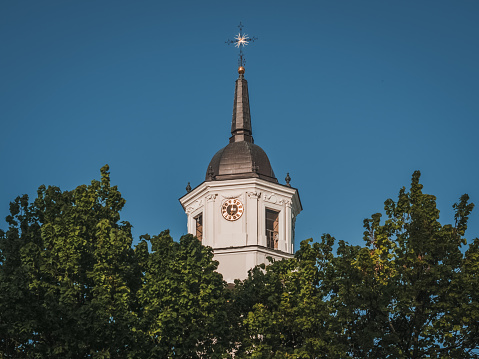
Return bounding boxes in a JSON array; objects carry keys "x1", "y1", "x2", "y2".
[
  {"x1": 205, "y1": 194, "x2": 218, "y2": 202},
  {"x1": 247, "y1": 191, "x2": 261, "y2": 199}
]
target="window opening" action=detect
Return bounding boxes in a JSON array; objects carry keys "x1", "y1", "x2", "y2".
[
  {"x1": 265, "y1": 209, "x2": 279, "y2": 249},
  {"x1": 195, "y1": 213, "x2": 203, "y2": 242}
]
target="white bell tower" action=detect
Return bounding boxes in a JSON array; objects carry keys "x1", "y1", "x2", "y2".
[{"x1": 179, "y1": 66, "x2": 301, "y2": 283}]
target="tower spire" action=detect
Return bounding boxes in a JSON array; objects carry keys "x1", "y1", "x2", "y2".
[
  {"x1": 226, "y1": 23, "x2": 257, "y2": 143},
  {"x1": 230, "y1": 67, "x2": 253, "y2": 143}
]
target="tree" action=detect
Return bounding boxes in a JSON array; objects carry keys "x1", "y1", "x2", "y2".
[
  {"x1": 0, "y1": 165, "x2": 141, "y2": 357},
  {"x1": 232, "y1": 171, "x2": 478, "y2": 358},
  {"x1": 2, "y1": 168, "x2": 478, "y2": 358},
  {"x1": 330, "y1": 171, "x2": 479, "y2": 358},
  {"x1": 134, "y1": 231, "x2": 231, "y2": 358},
  {"x1": 231, "y1": 237, "x2": 346, "y2": 358},
  {"x1": 0, "y1": 166, "x2": 232, "y2": 358}
]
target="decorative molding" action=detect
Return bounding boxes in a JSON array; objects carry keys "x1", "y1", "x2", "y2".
[
  {"x1": 247, "y1": 191, "x2": 261, "y2": 199},
  {"x1": 279, "y1": 199, "x2": 292, "y2": 208},
  {"x1": 263, "y1": 193, "x2": 278, "y2": 204},
  {"x1": 186, "y1": 199, "x2": 203, "y2": 214},
  {"x1": 205, "y1": 194, "x2": 217, "y2": 202},
  {"x1": 221, "y1": 193, "x2": 242, "y2": 200}
]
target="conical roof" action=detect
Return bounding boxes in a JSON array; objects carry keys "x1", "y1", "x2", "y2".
[{"x1": 205, "y1": 67, "x2": 277, "y2": 183}]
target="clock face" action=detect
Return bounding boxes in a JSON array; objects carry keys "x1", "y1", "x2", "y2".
[{"x1": 221, "y1": 199, "x2": 244, "y2": 221}]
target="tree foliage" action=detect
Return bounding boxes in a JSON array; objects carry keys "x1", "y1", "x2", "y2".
[
  {"x1": 0, "y1": 166, "x2": 229, "y2": 358},
  {"x1": 0, "y1": 165, "x2": 139, "y2": 357},
  {"x1": 231, "y1": 236, "x2": 344, "y2": 358},
  {"x1": 134, "y1": 231, "x2": 230, "y2": 357},
  {"x1": 1, "y1": 169, "x2": 478, "y2": 358},
  {"x1": 231, "y1": 171, "x2": 479, "y2": 358},
  {"x1": 335, "y1": 171, "x2": 479, "y2": 358}
]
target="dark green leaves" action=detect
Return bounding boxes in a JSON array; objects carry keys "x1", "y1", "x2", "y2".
[
  {"x1": 1, "y1": 169, "x2": 477, "y2": 358},
  {"x1": 230, "y1": 172, "x2": 478, "y2": 358},
  {"x1": 0, "y1": 166, "x2": 231, "y2": 358}
]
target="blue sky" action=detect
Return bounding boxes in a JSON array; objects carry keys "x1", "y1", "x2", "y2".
[{"x1": 1, "y1": 0, "x2": 478, "y2": 249}]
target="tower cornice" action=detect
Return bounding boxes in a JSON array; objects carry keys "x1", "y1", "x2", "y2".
[{"x1": 179, "y1": 177, "x2": 302, "y2": 214}]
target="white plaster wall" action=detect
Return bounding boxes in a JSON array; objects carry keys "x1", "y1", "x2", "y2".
[
  {"x1": 179, "y1": 178, "x2": 301, "y2": 282},
  {"x1": 214, "y1": 247, "x2": 293, "y2": 283}
]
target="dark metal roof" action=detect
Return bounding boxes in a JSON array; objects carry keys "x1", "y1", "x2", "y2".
[
  {"x1": 230, "y1": 73, "x2": 253, "y2": 143},
  {"x1": 206, "y1": 141, "x2": 277, "y2": 182},
  {"x1": 206, "y1": 68, "x2": 277, "y2": 183}
]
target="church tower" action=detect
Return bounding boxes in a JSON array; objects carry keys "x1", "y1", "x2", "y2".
[{"x1": 179, "y1": 65, "x2": 302, "y2": 283}]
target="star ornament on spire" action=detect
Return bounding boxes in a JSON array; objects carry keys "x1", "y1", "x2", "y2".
[
  {"x1": 226, "y1": 22, "x2": 257, "y2": 68},
  {"x1": 233, "y1": 32, "x2": 250, "y2": 48}
]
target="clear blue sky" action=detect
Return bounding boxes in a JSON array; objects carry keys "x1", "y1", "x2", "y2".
[{"x1": 1, "y1": 0, "x2": 478, "y2": 248}]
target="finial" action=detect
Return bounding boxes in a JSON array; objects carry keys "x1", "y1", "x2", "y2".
[
  {"x1": 207, "y1": 166, "x2": 215, "y2": 181},
  {"x1": 238, "y1": 66, "x2": 245, "y2": 74},
  {"x1": 186, "y1": 182, "x2": 192, "y2": 193},
  {"x1": 225, "y1": 22, "x2": 257, "y2": 69},
  {"x1": 285, "y1": 173, "x2": 291, "y2": 187}
]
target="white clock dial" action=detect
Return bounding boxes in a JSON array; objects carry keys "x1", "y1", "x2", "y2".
[{"x1": 221, "y1": 199, "x2": 244, "y2": 221}]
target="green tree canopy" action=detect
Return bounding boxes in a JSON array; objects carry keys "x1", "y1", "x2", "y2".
[
  {"x1": 134, "y1": 231, "x2": 230, "y2": 358},
  {"x1": 0, "y1": 166, "x2": 231, "y2": 358},
  {"x1": 232, "y1": 171, "x2": 478, "y2": 358},
  {"x1": 231, "y1": 236, "x2": 345, "y2": 358},
  {"x1": 0, "y1": 165, "x2": 140, "y2": 357},
  {"x1": 333, "y1": 171, "x2": 479, "y2": 358},
  {"x1": 1, "y1": 169, "x2": 478, "y2": 358}
]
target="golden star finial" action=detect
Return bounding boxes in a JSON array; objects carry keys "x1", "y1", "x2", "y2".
[{"x1": 225, "y1": 22, "x2": 257, "y2": 68}]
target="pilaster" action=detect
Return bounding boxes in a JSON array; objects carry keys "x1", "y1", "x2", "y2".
[
  {"x1": 205, "y1": 193, "x2": 217, "y2": 247},
  {"x1": 246, "y1": 191, "x2": 260, "y2": 245},
  {"x1": 284, "y1": 200, "x2": 292, "y2": 253}
]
